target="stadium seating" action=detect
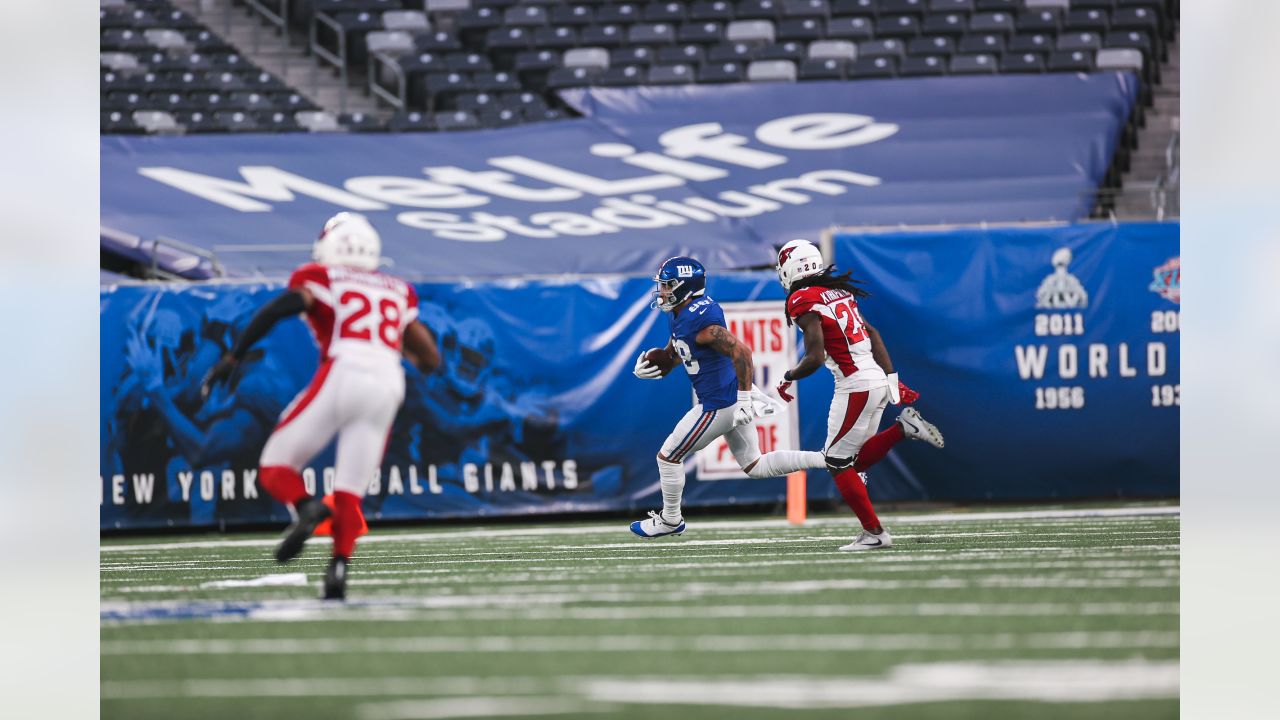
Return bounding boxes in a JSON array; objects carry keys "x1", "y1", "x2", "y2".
[{"x1": 104, "y1": 0, "x2": 1178, "y2": 135}]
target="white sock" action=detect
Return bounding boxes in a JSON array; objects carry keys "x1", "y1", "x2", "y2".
[
  {"x1": 657, "y1": 458, "x2": 685, "y2": 523},
  {"x1": 744, "y1": 450, "x2": 826, "y2": 479}
]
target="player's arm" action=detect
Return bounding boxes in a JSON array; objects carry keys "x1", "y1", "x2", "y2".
[
  {"x1": 865, "y1": 323, "x2": 894, "y2": 374},
  {"x1": 695, "y1": 324, "x2": 753, "y2": 391},
  {"x1": 784, "y1": 313, "x2": 827, "y2": 381},
  {"x1": 864, "y1": 322, "x2": 918, "y2": 405},
  {"x1": 402, "y1": 320, "x2": 441, "y2": 373},
  {"x1": 201, "y1": 288, "x2": 312, "y2": 398}
]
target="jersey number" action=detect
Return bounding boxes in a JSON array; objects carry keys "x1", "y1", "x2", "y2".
[
  {"x1": 833, "y1": 299, "x2": 868, "y2": 345},
  {"x1": 338, "y1": 290, "x2": 401, "y2": 348},
  {"x1": 672, "y1": 339, "x2": 700, "y2": 375}
]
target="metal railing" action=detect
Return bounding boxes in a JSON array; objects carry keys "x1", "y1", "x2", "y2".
[
  {"x1": 152, "y1": 236, "x2": 226, "y2": 280},
  {"x1": 310, "y1": 12, "x2": 349, "y2": 112},
  {"x1": 369, "y1": 51, "x2": 408, "y2": 111}
]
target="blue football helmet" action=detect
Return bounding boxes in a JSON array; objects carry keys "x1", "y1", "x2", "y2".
[{"x1": 651, "y1": 256, "x2": 707, "y2": 312}]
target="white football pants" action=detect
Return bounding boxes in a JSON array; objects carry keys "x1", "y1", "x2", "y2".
[{"x1": 259, "y1": 356, "x2": 405, "y2": 497}]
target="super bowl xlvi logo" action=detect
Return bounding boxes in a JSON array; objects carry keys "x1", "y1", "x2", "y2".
[
  {"x1": 1149, "y1": 256, "x2": 1180, "y2": 304},
  {"x1": 677, "y1": 264, "x2": 694, "y2": 278},
  {"x1": 1035, "y1": 247, "x2": 1089, "y2": 310}
]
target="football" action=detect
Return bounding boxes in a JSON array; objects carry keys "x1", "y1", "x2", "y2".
[{"x1": 644, "y1": 347, "x2": 678, "y2": 375}]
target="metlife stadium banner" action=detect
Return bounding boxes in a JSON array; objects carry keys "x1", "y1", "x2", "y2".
[
  {"x1": 101, "y1": 221, "x2": 1176, "y2": 530},
  {"x1": 100, "y1": 73, "x2": 1137, "y2": 280}
]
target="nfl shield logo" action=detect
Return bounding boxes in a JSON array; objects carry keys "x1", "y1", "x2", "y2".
[{"x1": 1149, "y1": 257, "x2": 1180, "y2": 304}]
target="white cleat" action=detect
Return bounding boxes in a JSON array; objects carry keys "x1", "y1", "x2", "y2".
[
  {"x1": 630, "y1": 510, "x2": 686, "y2": 538},
  {"x1": 839, "y1": 528, "x2": 892, "y2": 552},
  {"x1": 897, "y1": 406, "x2": 944, "y2": 448}
]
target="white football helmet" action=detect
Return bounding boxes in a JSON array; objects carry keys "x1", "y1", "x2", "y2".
[
  {"x1": 776, "y1": 239, "x2": 826, "y2": 291},
  {"x1": 312, "y1": 212, "x2": 381, "y2": 271}
]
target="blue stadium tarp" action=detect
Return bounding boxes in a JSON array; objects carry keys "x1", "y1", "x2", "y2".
[{"x1": 100, "y1": 73, "x2": 1137, "y2": 280}]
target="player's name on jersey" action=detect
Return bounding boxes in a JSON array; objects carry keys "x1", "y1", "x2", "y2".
[{"x1": 100, "y1": 460, "x2": 582, "y2": 506}]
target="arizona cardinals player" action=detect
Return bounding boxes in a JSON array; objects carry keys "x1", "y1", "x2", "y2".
[
  {"x1": 202, "y1": 212, "x2": 440, "y2": 598},
  {"x1": 630, "y1": 256, "x2": 830, "y2": 538},
  {"x1": 774, "y1": 239, "x2": 944, "y2": 551}
]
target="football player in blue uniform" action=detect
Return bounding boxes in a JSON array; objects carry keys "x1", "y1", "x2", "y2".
[{"x1": 630, "y1": 256, "x2": 828, "y2": 538}]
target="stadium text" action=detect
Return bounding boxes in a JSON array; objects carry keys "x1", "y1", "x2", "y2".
[{"x1": 137, "y1": 114, "x2": 897, "y2": 242}]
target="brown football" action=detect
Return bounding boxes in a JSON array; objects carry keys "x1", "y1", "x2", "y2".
[{"x1": 644, "y1": 347, "x2": 678, "y2": 375}]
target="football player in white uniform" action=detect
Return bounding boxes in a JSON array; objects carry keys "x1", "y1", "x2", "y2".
[
  {"x1": 774, "y1": 239, "x2": 945, "y2": 551},
  {"x1": 203, "y1": 213, "x2": 440, "y2": 598}
]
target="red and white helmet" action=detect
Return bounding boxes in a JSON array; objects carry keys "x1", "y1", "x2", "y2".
[
  {"x1": 313, "y1": 212, "x2": 381, "y2": 271},
  {"x1": 776, "y1": 239, "x2": 825, "y2": 291}
]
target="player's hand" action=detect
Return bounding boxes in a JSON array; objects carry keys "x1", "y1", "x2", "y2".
[
  {"x1": 633, "y1": 351, "x2": 662, "y2": 380},
  {"x1": 886, "y1": 373, "x2": 901, "y2": 404},
  {"x1": 898, "y1": 380, "x2": 919, "y2": 406},
  {"x1": 776, "y1": 379, "x2": 795, "y2": 403},
  {"x1": 732, "y1": 391, "x2": 754, "y2": 428},
  {"x1": 201, "y1": 353, "x2": 239, "y2": 400}
]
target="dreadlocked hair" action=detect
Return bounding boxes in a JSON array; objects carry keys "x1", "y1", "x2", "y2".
[{"x1": 785, "y1": 266, "x2": 871, "y2": 326}]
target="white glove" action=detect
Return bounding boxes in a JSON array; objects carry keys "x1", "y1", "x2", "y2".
[
  {"x1": 886, "y1": 372, "x2": 901, "y2": 405},
  {"x1": 732, "y1": 390, "x2": 754, "y2": 427},
  {"x1": 633, "y1": 351, "x2": 662, "y2": 380}
]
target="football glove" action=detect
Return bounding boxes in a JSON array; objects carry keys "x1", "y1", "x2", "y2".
[
  {"x1": 886, "y1": 373, "x2": 901, "y2": 404},
  {"x1": 885, "y1": 373, "x2": 920, "y2": 406},
  {"x1": 633, "y1": 351, "x2": 663, "y2": 380},
  {"x1": 776, "y1": 379, "x2": 795, "y2": 403},
  {"x1": 898, "y1": 379, "x2": 920, "y2": 406},
  {"x1": 732, "y1": 390, "x2": 755, "y2": 428}
]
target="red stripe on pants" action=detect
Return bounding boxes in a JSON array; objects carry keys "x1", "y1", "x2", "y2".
[
  {"x1": 275, "y1": 359, "x2": 334, "y2": 430},
  {"x1": 827, "y1": 390, "x2": 869, "y2": 452}
]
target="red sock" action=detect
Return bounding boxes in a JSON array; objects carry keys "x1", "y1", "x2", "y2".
[
  {"x1": 259, "y1": 466, "x2": 308, "y2": 506},
  {"x1": 854, "y1": 423, "x2": 904, "y2": 472},
  {"x1": 833, "y1": 468, "x2": 882, "y2": 532},
  {"x1": 331, "y1": 491, "x2": 364, "y2": 559}
]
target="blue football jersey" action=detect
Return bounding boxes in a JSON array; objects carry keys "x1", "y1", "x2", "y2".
[{"x1": 668, "y1": 296, "x2": 738, "y2": 410}]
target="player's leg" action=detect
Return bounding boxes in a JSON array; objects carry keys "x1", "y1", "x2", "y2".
[
  {"x1": 825, "y1": 386, "x2": 893, "y2": 549},
  {"x1": 325, "y1": 369, "x2": 405, "y2": 599},
  {"x1": 852, "y1": 405, "x2": 945, "y2": 473},
  {"x1": 259, "y1": 361, "x2": 341, "y2": 562},
  {"x1": 734, "y1": 421, "x2": 826, "y2": 479},
  {"x1": 631, "y1": 405, "x2": 722, "y2": 537}
]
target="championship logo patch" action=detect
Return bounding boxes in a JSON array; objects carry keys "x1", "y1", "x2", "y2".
[
  {"x1": 1034, "y1": 247, "x2": 1089, "y2": 310},
  {"x1": 1149, "y1": 257, "x2": 1180, "y2": 304}
]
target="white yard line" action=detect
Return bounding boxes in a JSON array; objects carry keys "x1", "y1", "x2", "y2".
[
  {"x1": 581, "y1": 659, "x2": 1180, "y2": 709},
  {"x1": 104, "y1": 659, "x2": 1180, "y2": 710},
  {"x1": 100, "y1": 631, "x2": 1178, "y2": 656},
  {"x1": 100, "y1": 505, "x2": 1179, "y2": 553}
]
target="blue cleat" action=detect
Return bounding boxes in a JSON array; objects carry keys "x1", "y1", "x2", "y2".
[{"x1": 630, "y1": 510, "x2": 686, "y2": 538}]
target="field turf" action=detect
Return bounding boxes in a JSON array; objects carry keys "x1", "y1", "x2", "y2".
[{"x1": 101, "y1": 503, "x2": 1179, "y2": 719}]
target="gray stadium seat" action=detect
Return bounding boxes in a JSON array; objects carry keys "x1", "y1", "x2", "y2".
[
  {"x1": 747, "y1": 59, "x2": 798, "y2": 82},
  {"x1": 808, "y1": 40, "x2": 857, "y2": 61},
  {"x1": 132, "y1": 110, "x2": 180, "y2": 134},
  {"x1": 426, "y1": 0, "x2": 471, "y2": 11},
  {"x1": 383, "y1": 11, "x2": 430, "y2": 32},
  {"x1": 969, "y1": 11, "x2": 1015, "y2": 35},
  {"x1": 1023, "y1": 0, "x2": 1068, "y2": 10},
  {"x1": 295, "y1": 111, "x2": 344, "y2": 132},
  {"x1": 726, "y1": 20, "x2": 777, "y2": 44},
  {"x1": 1057, "y1": 32, "x2": 1102, "y2": 52},
  {"x1": 563, "y1": 47, "x2": 610, "y2": 70},
  {"x1": 143, "y1": 29, "x2": 188, "y2": 50},
  {"x1": 1095, "y1": 47, "x2": 1144, "y2": 73},
  {"x1": 366, "y1": 31, "x2": 414, "y2": 56},
  {"x1": 101, "y1": 52, "x2": 140, "y2": 71}
]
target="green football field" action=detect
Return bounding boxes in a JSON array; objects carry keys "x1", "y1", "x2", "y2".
[{"x1": 101, "y1": 503, "x2": 1179, "y2": 719}]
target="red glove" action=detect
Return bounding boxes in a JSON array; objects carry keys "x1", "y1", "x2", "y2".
[
  {"x1": 776, "y1": 379, "x2": 795, "y2": 403},
  {"x1": 898, "y1": 380, "x2": 919, "y2": 405}
]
